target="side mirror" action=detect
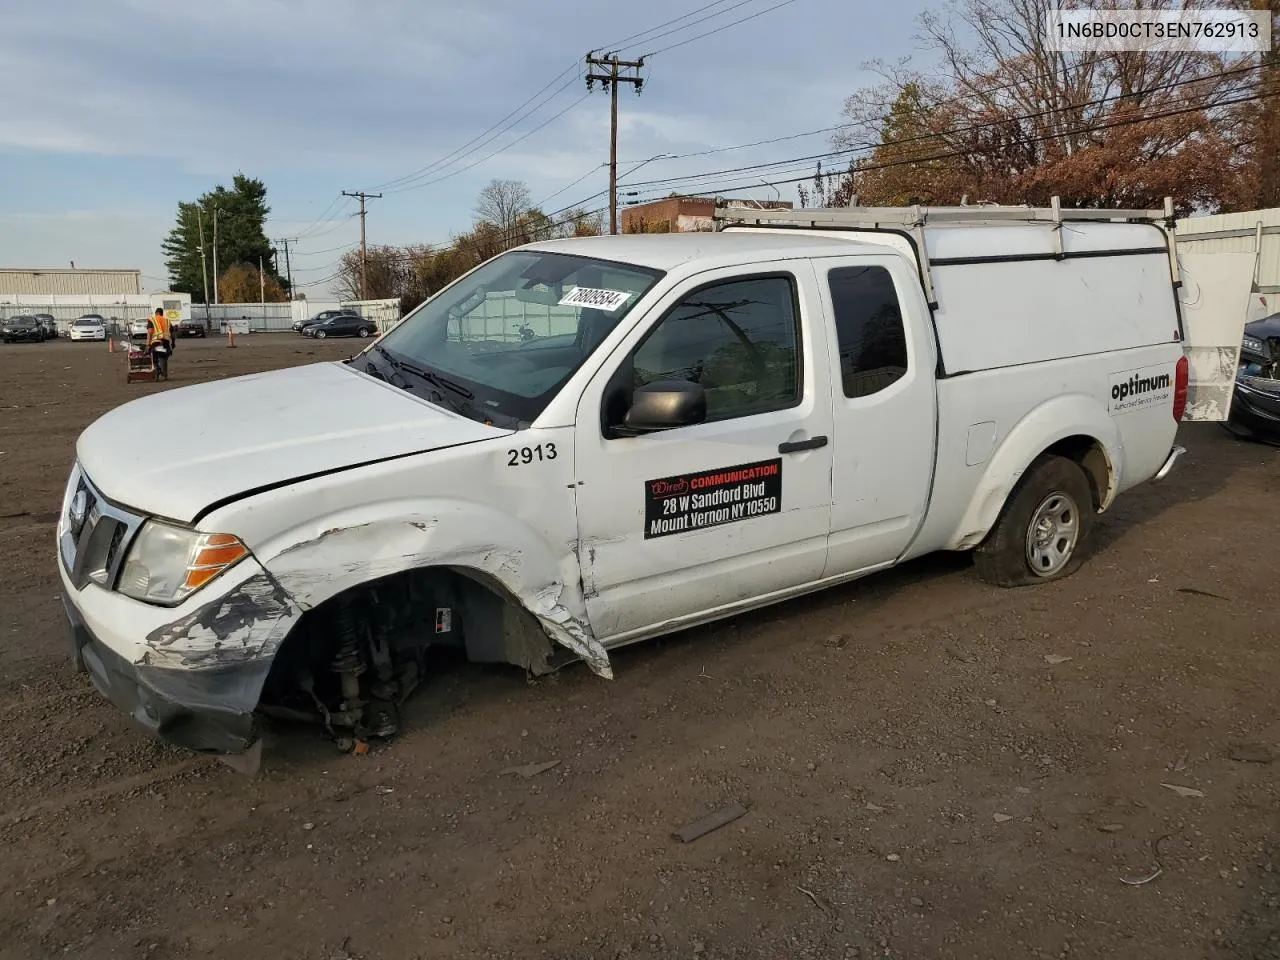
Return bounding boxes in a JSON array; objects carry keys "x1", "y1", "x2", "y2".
[{"x1": 622, "y1": 380, "x2": 706, "y2": 433}]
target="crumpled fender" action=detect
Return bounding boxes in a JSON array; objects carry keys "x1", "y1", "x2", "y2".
[
  {"x1": 250, "y1": 498, "x2": 613, "y2": 680},
  {"x1": 945, "y1": 393, "x2": 1121, "y2": 551}
]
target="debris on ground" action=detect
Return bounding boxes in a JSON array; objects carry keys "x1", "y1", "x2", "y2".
[
  {"x1": 1098, "y1": 823, "x2": 1125, "y2": 833},
  {"x1": 1120, "y1": 835, "x2": 1171, "y2": 886},
  {"x1": 866, "y1": 802, "x2": 886, "y2": 813},
  {"x1": 500, "y1": 759, "x2": 562, "y2": 779},
  {"x1": 796, "y1": 885, "x2": 828, "y2": 911},
  {"x1": 1043, "y1": 654, "x2": 1073, "y2": 665},
  {"x1": 672, "y1": 801, "x2": 750, "y2": 842},
  {"x1": 1160, "y1": 783, "x2": 1205, "y2": 799},
  {"x1": 1228, "y1": 743, "x2": 1274, "y2": 764},
  {"x1": 1176, "y1": 587, "x2": 1232, "y2": 601},
  {"x1": 993, "y1": 813, "x2": 1014, "y2": 823}
]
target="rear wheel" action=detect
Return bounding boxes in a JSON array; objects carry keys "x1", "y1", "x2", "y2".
[
  {"x1": 358, "y1": 327, "x2": 371, "y2": 338},
  {"x1": 316, "y1": 330, "x2": 327, "y2": 339},
  {"x1": 974, "y1": 454, "x2": 1095, "y2": 588}
]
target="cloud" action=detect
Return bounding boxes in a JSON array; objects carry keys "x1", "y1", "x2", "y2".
[{"x1": 0, "y1": 0, "x2": 937, "y2": 295}]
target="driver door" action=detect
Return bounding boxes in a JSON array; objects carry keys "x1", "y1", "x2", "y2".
[{"x1": 573, "y1": 262, "x2": 835, "y2": 643}]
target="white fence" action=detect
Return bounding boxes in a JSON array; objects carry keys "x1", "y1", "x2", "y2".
[{"x1": 5, "y1": 297, "x2": 403, "y2": 336}]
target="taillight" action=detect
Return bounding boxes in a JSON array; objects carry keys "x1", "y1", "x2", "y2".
[{"x1": 1172, "y1": 354, "x2": 1189, "y2": 422}]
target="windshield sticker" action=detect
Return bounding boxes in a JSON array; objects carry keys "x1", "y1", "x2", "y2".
[
  {"x1": 558, "y1": 286, "x2": 633, "y2": 312},
  {"x1": 644, "y1": 458, "x2": 782, "y2": 539}
]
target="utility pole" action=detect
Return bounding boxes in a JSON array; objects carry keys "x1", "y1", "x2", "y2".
[
  {"x1": 196, "y1": 207, "x2": 211, "y2": 318},
  {"x1": 274, "y1": 237, "x2": 296, "y2": 299},
  {"x1": 585, "y1": 52, "x2": 645, "y2": 235},
  {"x1": 342, "y1": 190, "x2": 381, "y2": 299},
  {"x1": 212, "y1": 206, "x2": 220, "y2": 305}
]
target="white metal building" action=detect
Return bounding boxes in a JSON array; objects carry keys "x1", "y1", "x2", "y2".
[
  {"x1": 1177, "y1": 207, "x2": 1280, "y2": 321},
  {"x1": 0, "y1": 267, "x2": 142, "y2": 297}
]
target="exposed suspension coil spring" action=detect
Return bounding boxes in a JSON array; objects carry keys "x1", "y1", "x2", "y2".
[{"x1": 330, "y1": 597, "x2": 367, "y2": 680}]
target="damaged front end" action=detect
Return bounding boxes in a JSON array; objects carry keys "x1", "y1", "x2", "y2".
[
  {"x1": 253, "y1": 566, "x2": 555, "y2": 749},
  {"x1": 59, "y1": 463, "x2": 610, "y2": 769},
  {"x1": 1226, "y1": 318, "x2": 1280, "y2": 445}
]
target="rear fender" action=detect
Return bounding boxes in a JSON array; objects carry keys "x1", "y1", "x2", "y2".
[
  {"x1": 253, "y1": 499, "x2": 612, "y2": 679},
  {"x1": 945, "y1": 394, "x2": 1121, "y2": 551}
]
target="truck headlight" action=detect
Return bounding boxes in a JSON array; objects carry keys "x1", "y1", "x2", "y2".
[
  {"x1": 1243, "y1": 336, "x2": 1265, "y2": 354},
  {"x1": 117, "y1": 521, "x2": 249, "y2": 605}
]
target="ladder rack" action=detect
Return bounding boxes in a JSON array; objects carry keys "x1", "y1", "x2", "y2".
[{"x1": 713, "y1": 197, "x2": 1179, "y2": 309}]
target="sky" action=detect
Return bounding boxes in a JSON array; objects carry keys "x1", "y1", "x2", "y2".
[{"x1": 0, "y1": 0, "x2": 938, "y2": 299}]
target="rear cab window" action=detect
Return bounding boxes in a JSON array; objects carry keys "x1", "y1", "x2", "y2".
[{"x1": 826, "y1": 265, "x2": 909, "y2": 398}]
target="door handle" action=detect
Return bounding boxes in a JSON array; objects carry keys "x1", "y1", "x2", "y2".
[{"x1": 778, "y1": 435, "x2": 828, "y2": 454}]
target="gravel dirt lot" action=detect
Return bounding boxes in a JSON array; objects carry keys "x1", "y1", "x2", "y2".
[{"x1": 1, "y1": 334, "x2": 1278, "y2": 960}]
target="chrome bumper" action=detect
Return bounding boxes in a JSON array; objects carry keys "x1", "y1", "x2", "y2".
[{"x1": 1153, "y1": 444, "x2": 1186, "y2": 483}]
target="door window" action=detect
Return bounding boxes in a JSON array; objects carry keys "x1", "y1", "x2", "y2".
[
  {"x1": 615, "y1": 275, "x2": 801, "y2": 429},
  {"x1": 827, "y1": 266, "x2": 909, "y2": 398}
]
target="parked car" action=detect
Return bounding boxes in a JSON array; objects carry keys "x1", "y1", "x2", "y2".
[
  {"x1": 68, "y1": 315, "x2": 107, "y2": 342},
  {"x1": 176, "y1": 317, "x2": 208, "y2": 338},
  {"x1": 34, "y1": 314, "x2": 58, "y2": 339},
  {"x1": 129, "y1": 318, "x2": 150, "y2": 340},
  {"x1": 2, "y1": 315, "x2": 44, "y2": 343},
  {"x1": 293, "y1": 309, "x2": 359, "y2": 333},
  {"x1": 302, "y1": 313, "x2": 377, "y2": 339}
]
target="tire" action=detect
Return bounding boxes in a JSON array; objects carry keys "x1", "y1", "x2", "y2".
[
  {"x1": 973, "y1": 454, "x2": 1095, "y2": 588},
  {"x1": 315, "y1": 330, "x2": 327, "y2": 339},
  {"x1": 358, "y1": 327, "x2": 371, "y2": 338}
]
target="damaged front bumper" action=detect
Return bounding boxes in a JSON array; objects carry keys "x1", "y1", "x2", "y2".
[{"x1": 63, "y1": 592, "x2": 267, "y2": 755}]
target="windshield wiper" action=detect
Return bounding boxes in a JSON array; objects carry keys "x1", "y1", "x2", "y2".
[
  {"x1": 392, "y1": 355, "x2": 475, "y2": 401},
  {"x1": 365, "y1": 344, "x2": 412, "y2": 389}
]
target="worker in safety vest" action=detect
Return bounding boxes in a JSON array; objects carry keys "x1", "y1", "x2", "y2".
[{"x1": 146, "y1": 307, "x2": 174, "y2": 381}]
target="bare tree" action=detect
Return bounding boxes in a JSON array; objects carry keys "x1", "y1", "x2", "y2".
[
  {"x1": 473, "y1": 179, "x2": 533, "y2": 234},
  {"x1": 822, "y1": 0, "x2": 1257, "y2": 213}
]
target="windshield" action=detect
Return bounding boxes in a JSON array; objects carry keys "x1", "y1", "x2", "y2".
[
  {"x1": 75, "y1": 318, "x2": 100, "y2": 326},
  {"x1": 374, "y1": 249, "x2": 662, "y2": 423}
]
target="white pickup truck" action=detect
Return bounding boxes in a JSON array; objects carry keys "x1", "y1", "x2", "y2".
[{"x1": 56, "y1": 199, "x2": 1251, "y2": 768}]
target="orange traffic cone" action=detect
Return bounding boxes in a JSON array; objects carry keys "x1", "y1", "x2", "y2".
[{"x1": 108, "y1": 336, "x2": 115, "y2": 353}]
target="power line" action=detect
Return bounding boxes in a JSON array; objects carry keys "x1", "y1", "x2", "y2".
[
  {"x1": 686, "y1": 88, "x2": 1276, "y2": 198},
  {"x1": 613, "y1": 61, "x2": 1265, "y2": 195},
  {"x1": 290, "y1": 240, "x2": 358, "y2": 258},
  {"x1": 367, "y1": 1, "x2": 787, "y2": 200},
  {"x1": 292, "y1": 195, "x2": 351, "y2": 240},
  {"x1": 372, "y1": 61, "x2": 584, "y2": 192},
  {"x1": 595, "y1": 0, "x2": 741, "y2": 52},
  {"x1": 386, "y1": 91, "x2": 593, "y2": 195},
  {"x1": 606, "y1": 49, "x2": 1254, "y2": 179},
  {"x1": 614, "y1": 0, "x2": 762, "y2": 54},
  {"x1": 535, "y1": 162, "x2": 606, "y2": 208},
  {"x1": 644, "y1": 0, "x2": 802, "y2": 56},
  {"x1": 379, "y1": 73, "x2": 584, "y2": 194},
  {"x1": 290, "y1": 211, "x2": 359, "y2": 243}
]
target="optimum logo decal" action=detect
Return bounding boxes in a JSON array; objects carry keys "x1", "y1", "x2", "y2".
[{"x1": 1108, "y1": 364, "x2": 1174, "y2": 414}]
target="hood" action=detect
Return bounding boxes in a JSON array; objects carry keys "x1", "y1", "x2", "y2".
[
  {"x1": 1245, "y1": 315, "x2": 1280, "y2": 341},
  {"x1": 76, "y1": 361, "x2": 511, "y2": 523}
]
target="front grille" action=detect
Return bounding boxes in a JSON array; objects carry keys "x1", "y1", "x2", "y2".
[{"x1": 59, "y1": 466, "x2": 145, "y2": 591}]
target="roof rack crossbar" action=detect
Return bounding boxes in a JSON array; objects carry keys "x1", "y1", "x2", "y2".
[{"x1": 713, "y1": 196, "x2": 1179, "y2": 309}]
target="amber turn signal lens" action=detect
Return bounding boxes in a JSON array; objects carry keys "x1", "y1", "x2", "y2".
[{"x1": 181, "y1": 533, "x2": 249, "y2": 591}]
